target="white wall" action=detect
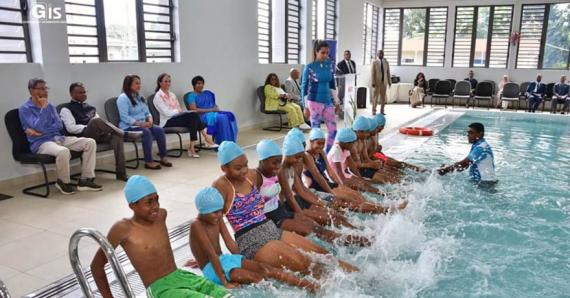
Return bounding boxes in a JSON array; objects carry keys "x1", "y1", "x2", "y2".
[
  {"x1": 0, "y1": 0, "x2": 309, "y2": 182},
  {"x1": 380, "y1": 0, "x2": 570, "y2": 84}
]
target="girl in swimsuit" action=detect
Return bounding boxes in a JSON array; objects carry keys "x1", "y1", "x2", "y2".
[
  {"x1": 256, "y1": 139, "x2": 371, "y2": 246},
  {"x1": 212, "y1": 141, "x2": 359, "y2": 276},
  {"x1": 279, "y1": 135, "x2": 357, "y2": 229},
  {"x1": 304, "y1": 128, "x2": 407, "y2": 213}
]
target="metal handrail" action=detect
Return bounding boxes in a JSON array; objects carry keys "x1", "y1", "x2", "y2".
[
  {"x1": 68, "y1": 228, "x2": 135, "y2": 298},
  {"x1": 0, "y1": 280, "x2": 10, "y2": 298}
]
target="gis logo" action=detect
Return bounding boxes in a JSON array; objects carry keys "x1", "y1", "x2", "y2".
[{"x1": 31, "y1": 2, "x2": 63, "y2": 21}]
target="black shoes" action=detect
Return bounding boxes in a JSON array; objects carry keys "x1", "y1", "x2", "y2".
[
  {"x1": 77, "y1": 178, "x2": 103, "y2": 192},
  {"x1": 55, "y1": 179, "x2": 76, "y2": 195}
]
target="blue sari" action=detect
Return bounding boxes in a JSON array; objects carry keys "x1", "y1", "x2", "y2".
[{"x1": 184, "y1": 90, "x2": 238, "y2": 144}]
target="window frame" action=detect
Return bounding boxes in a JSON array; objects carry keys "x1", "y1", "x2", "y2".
[
  {"x1": 64, "y1": 0, "x2": 176, "y2": 63},
  {"x1": 362, "y1": 2, "x2": 380, "y2": 65},
  {"x1": 285, "y1": 0, "x2": 302, "y2": 64},
  {"x1": 312, "y1": 0, "x2": 337, "y2": 41},
  {"x1": 382, "y1": 6, "x2": 448, "y2": 67},
  {"x1": 0, "y1": 0, "x2": 33, "y2": 63},
  {"x1": 516, "y1": 3, "x2": 570, "y2": 70},
  {"x1": 257, "y1": 0, "x2": 303, "y2": 64},
  {"x1": 452, "y1": 5, "x2": 514, "y2": 69}
]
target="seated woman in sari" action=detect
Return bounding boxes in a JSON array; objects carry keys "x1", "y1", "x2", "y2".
[{"x1": 184, "y1": 76, "x2": 238, "y2": 144}]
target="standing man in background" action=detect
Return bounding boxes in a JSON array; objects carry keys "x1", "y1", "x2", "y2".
[
  {"x1": 336, "y1": 50, "x2": 357, "y2": 108},
  {"x1": 371, "y1": 50, "x2": 391, "y2": 115},
  {"x1": 336, "y1": 50, "x2": 356, "y2": 75}
]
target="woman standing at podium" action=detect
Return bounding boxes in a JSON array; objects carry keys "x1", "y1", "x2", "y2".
[{"x1": 301, "y1": 40, "x2": 341, "y2": 153}]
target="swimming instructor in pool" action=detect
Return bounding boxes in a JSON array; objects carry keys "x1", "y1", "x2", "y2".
[{"x1": 437, "y1": 122, "x2": 497, "y2": 184}]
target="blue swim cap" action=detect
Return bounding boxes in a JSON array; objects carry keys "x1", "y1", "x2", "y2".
[
  {"x1": 309, "y1": 128, "x2": 325, "y2": 141},
  {"x1": 256, "y1": 139, "x2": 282, "y2": 161},
  {"x1": 217, "y1": 141, "x2": 245, "y2": 165},
  {"x1": 124, "y1": 175, "x2": 157, "y2": 204},
  {"x1": 374, "y1": 114, "x2": 386, "y2": 127},
  {"x1": 352, "y1": 116, "x2": 369, "y2": 131},
  {"x1": 195, "y1": 187, "x2": 224, "y2": 214},
  {"x1": 367, "y1": 117, "x2": 377, "y2": 132},
  {"x1": 287, "y1": 127, "x2": 305, "y2": 144},
  {"x1": 283, "y1": 135, "x2": 305, "y2": 156},
  {"x1": 336, "y1": 128, "x2": 357, "y2": 143}
]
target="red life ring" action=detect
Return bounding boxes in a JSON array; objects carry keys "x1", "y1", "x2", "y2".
[{"x1": 399, "y1": 127, "x2": 434, "y2": 136}]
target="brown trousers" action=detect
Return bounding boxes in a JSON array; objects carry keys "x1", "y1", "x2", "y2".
[{"x1": 82, "y1": 118, "x2": 126, "y2": 177}]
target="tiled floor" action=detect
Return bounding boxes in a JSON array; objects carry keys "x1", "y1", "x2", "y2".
[{"x1": 0, "y1": 104, "x2": 432, "y2": 297}]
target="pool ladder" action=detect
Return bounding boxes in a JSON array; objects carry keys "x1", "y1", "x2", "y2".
[
  {"x1": 69, "y1": 228, "x2": 135, "y2": 298},
  {"x1": 0, "y1": 280, "x2": 10, "y2": 298}
]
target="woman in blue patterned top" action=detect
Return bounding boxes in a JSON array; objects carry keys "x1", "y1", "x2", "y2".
[
  {"x1": 301, "y1": 40, "x2": 341, "y2": 152},
  {"x1": 117, "y1": 74, "x2": 171, "y2": 170}
]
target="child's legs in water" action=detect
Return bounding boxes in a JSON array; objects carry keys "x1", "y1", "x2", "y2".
[
  {"x1": 241, "y1": 259, "x2": 319, "y2": 292},
  {"x1": 281, "y1": 231, "x2": 359, "y2": 272},
  {"x1": 229, "y1": 267, "x2": 264, "y2": 284},
  {"x1": 303, "y1": 207, "x2": 355, "y2": 228},
  {"x1": 253, "y1": 240, "x2": 313, "y2": 275}
]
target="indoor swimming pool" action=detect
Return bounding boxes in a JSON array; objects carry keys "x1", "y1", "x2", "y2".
[{"x1": 236, "y1": 111, "x2": 570, "y2": 297}]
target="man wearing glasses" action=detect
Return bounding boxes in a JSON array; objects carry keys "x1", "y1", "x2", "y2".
[
  {"x1": 19, "y1": 78, "x2": 102, "y2": 195},
  {"x1": 437, "y1": 122, "x2": 497, "y2": 185}
]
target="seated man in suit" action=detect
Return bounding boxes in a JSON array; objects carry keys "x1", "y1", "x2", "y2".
[
  {"x1": 60, "y1": 82, "x2": 141, "y2": 181},
  {"x1": 526, "y1": 74, "x2": 546, "y2": 113},
  {"x1": 464, "y1": 70, "x2": 478, "y2": 90},
  {"x1": 283, "y1": 68, "x2": 302, "y2": 107},
  {"x1": 19, "y1": 78, "x2": 102, "y2": 195},
  {"x1": 551, "y1": 75, "x2": 569, "y2": 114}
]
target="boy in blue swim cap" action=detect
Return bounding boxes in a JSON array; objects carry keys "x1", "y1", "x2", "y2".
[
  {"x1": 90, "y1": 176, "x2": 231, "y2": 298},
  {"x1": 188, "y1": 187, "x2": 318, "y2": 292}
]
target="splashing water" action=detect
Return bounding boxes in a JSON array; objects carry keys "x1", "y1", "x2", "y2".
[{"x1": 237, "y1": 112, "x2": 570, "y2": 297}]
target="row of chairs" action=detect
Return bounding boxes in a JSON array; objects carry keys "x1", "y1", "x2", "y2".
[
  {"x1": 5, "y1": 94, "x2": 209, "y2": 198},
  {"x1": 422, "y1": 79, "x2": 561, "y2": 111}
]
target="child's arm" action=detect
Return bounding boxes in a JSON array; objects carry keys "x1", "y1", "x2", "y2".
[
  {"x1": 333, "y1": 161, "x2": 350, "y2": 184},
  {"x1": 292, "y1": 165, "x2": 326, "y2": 207},
  {"x1": 322, "y1": 152, "x2": 342, "y2": 185},
  {"x1": 219, "y1": 220, "x2": 240, "y2": 255},
  {"x1": 90, "y1": 221, "x2": 129, "y2": 298},
  {"x1": 303, "y1": 153, "x2": 334, "y2": 193},
  {"x1": 346, "y1": 155, "x2": 364, "y2": 178},
  {"x1": 191, "y1": 222, "x2": 234, "y2": 288},
  {"x1": 278, "y1": 166, "x2": 305, "y2": 214}
]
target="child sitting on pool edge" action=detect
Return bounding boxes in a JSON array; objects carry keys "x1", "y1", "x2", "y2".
[
  {"x1": 187, "y1": 187, "x2": 318, "y2": 292},
  {"x1": 90, "y1": 175, "x2": 230, "y2": 298}
]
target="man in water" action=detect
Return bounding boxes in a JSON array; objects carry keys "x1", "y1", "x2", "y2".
[{"x1": 437, "y1": 123, "x2": 497, "y2": 185}]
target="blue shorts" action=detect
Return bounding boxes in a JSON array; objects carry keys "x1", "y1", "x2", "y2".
[{"x1": 202, "y1": 254, "x2": 243, "y2": 285}]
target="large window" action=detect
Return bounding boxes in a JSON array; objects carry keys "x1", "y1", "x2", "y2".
[
  {"x1": 0, "y1": 0, "x2": 32, "y2": 63},
  {"x1": 312, "y1": 0, "x2": 337, "y2": 40},
  {"x1": 65, "y1": 0, "x2": 176, "y2": 63},
  {"x1": 362, "y1": 2, "x2": 379, "y2": 64},
  {"x1": 257, "y1": 0, "x2": 303, "y2": 64},
  {"x1": 516, "y1": 3, "x2": 570, "y2": 69},
  {"x1": 382, "y1": 7, "x2": 448, "y2": 67},
  {"x1": 452, "y1": 5, "x2": 513, "y2": 68}
]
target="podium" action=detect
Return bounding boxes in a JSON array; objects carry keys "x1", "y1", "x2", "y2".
[{"x1": 337, "y1": 73, "x2": 357, "y2": 127}]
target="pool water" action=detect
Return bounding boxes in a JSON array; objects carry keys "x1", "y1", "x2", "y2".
[{"x1": 237, "y1": 111, "x2": 570, "y2": 298}]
